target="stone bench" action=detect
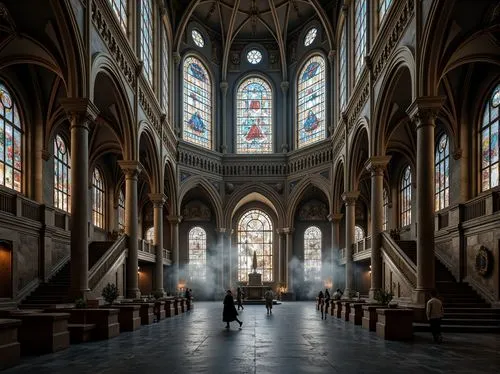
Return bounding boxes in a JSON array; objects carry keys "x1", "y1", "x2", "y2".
[
  {"x1": 341, "y1": 301, "x2": 352, "y2": 321},
  {"x1": 163, "y1": 298, "x2": 175, "y2": 318},
  {"x1": 173, "y1": 298, "x2": 180, "y2": 315},
  {"x1": 113, "y1": 305, "x2": 141, "y2": 332},
  {"x1": 154, "y1": 301, "x2": 166, "y2": 321},
  {"x1": 376, "y1": 308, "x2": 414, "y2": 340},
  {"x1": 334, "y1": 301, "x2": 343, "y2": 318},
  {"x1": 349, "y1": 302, "x2": 366, "y2": 325},
  {"x1": 67, "y1": 323, "x2": 96, "y2": 343},
  {"x1": 361, "y1": 304, "x2": 386, "y2": 331},
  {"x1": 330, "y1": 300, "x2": 336, "y2": 316},
  {"x1": 178, "y1": 298, "x2": 186, "y2": 313},
  {"x1": 0, "y1": 319, "x2": 21, "y2": 370},
  {"x1": 124, "y1": 303, "x2": 155, "y2": 325}
]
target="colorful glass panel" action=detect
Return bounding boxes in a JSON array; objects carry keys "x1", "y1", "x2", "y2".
[
  {"x1": 236, "y1": 77, "x2": 272, "y2": 153},
  {"x1": 246, "y1": 49, "x2": 262, "y2": 64},
  {"x1": 304, "y1": 28, "x2": 318, "y2": 47},
  {"x1": 354, "y1": 0, "x2": 367, "y2": 82},
  {"x1": 400, "y1": 166, "x2": 412, "y2": 227},
  {"x1": 339, "y1": 23, "x2": 347, "y2": 111},
  {"x1": 54, "y1": 135, "x2": 70, "y2": 212},
  {"x1": 92, "y1": 168, "x2": 105, "y2": 229},
  {"x1": 237, "y1": 209, "x2": 273, "y2": 282},
  {"x1": 161, "y1": 27, "x2": 169, "y2": 113},
  {"x1": 383, "y1": 188, "x2": 388, "y2": 231},
  {"x1": 108, "y1": 0, "x2": 127, "y2": 33},
  {"x1": 191, "y1": 30, "x2": 204, "y2": 47},
  {"x1": 435, "y1": 133, "x2": 450, "y2": 211},
  {"x1": 188, "y1": 226, "x2": 207, "y2": 281},
  {"x1": 0, "y1": 83, "x2": 22, "y2": 192},
  {"x1": 297, "y1": 56, "x2": 326, "y2": 148},
  {"x1": 118, "y1": 190, "x2": 125, "y2": 230},
  {"x1": 304, "y1": 226, "x2": 321, "y2": 282},
  {"x1": 480, "y1": 83, "x2": 500, "y2": 191},
  {"x1": 140, "y1": 0, "x2": 154, "y2": 86},
  {"x1": 183, "y1": 57, "x2": 212, "y2": 149},
  {"x1": 378, "y1": 0, "x2": 393, "y2": 25}
]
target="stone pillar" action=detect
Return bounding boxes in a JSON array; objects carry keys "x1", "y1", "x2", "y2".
[
  {"x1": 327, "y1": 50, "x2": 336, "y2": 135},
  {"x1": 366, "y1": 156, "x2": 391, "y2": 300},
  {"x1": 280, "y1": 81, "x2": 289, "y2": 152},
  {"x1": 118, "y1": 160, "x2": 142, "y2": 299},
  {"x1": 220, "y1": 82, "x2": 228, "y2": 153},
  {"x1": 215, "y1": 228, "x2": 226, "y2": 292},
  {"x1": 328, "y1": 213, "x2": 343, "y2": 287},
  {"x1": 149, "y1": 193, "x2": 166, "y2": 295},
  {"x1": 168, "y1": 215, "x2": 181, "y2": 291},
  {"x1": 61, "y1": 99, "x2": 98, "y2": 299},
  {"x1": 276, "y1": 229, "x2": 286, "y2": 284},
  {"x1": 407, "y1": 97, "x2": 444, "y2": 305},
  {"x1": 342, "y1": 191, "x2": 359, "y2": 297},
  {"x1": 284, "y1": 227, "x2": 294, "y2": 293}
]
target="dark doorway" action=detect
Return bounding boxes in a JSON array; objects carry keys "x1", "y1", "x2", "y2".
[{"x1": 0, "y1": 240, "x2": 13, "y2": 298}]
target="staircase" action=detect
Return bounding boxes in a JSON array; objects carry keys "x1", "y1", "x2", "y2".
[{"x1": 396, "y1": 240, "x2": 500, "y2": 333}]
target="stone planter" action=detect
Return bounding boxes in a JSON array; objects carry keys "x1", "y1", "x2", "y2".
[
  {"x1": 163, "y1": 298, "x2": 175, "y2": 318},
  {"x1": 349, "y1": 302, "x2": 366, "y2": 325},
  {"x1": 112, "y1": 305, "x2": 141, "y2": 332},
  {"x1": 0, "y1": 319, "x2": 21, "y2": 370},
  {"x1": 154, "y1": 301, "x2": 166, "y2": 320},
  {"x1": 361, "y1": 304, "x2": 385, "y2": 331},
  {"x1": 334, "y1": 301, "x2": 343, "y2": 318},
  {"x1": 376, "y1": 308, "x2": 414, "y2": 340},
  {"x1": 341, "y1": 301, "x2": 351, "y2": 321}
]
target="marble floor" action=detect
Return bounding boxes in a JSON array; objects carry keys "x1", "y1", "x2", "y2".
[{"x1": 4, "y1": 301, "x2": 499, "y2": 374}]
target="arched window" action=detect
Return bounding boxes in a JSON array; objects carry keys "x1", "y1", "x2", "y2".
[
  {"x1": 378, "y1": 0, "x2": 393, "y2": 25},
  {"x1": 140, "y1": 0, "x2": 154, "y2": 86},
  {"x1": 354, "y1": 0, "x2": 367, "y2": 83},
  {"x1": 183, "y1": 57, "x2": 212, "y2": 149},
  {"x1": 236, "y1": 77, "x2": 273, "y2": 153},
  {"x1": 297, "y1": 55, "x2": 326, "y2": 148},
  {"x1": 92, "y1": 168, "x2": 105, "y2": 229},
  {"x1": 188, "y1": 226, "x2": 207, "y2": 281},
  {"x1": 145, "y1": 226, "x2": 154, "y2": 243},
  {"x1": 108, "y1": 0, "x2": 127, "y2": 33},
  {"x1": 0, "y1": 83, "x2": 22, "y2": 192},
  {"x1": 161, "y1": 26, "x2": 169, "y2": 113},
  {"x1": 354, "y1": 225, "x2": 364, "y2": 242},
  {"x1": 383, "y1": 188, "x2": 388, "y2": 231},
  {"x1": 304, "y1": 226, "x2": 321, "y2": 282},
  {"x1": 435, "y1": 133, "x2": 450, "y2": 210},
  {"x1": 480, "y1": 83, "x2": 499, "y2": 191},
  {"x1": 339, "y1": 23, "x2": 348, "y2": 111},
  {"x1": 54, "y1": 135, "x2": 70, "y2": 212},
  {"x1": 400, "y1": 166, "x2": 412, "y2": 227},
  {"x1": 118, "y1": 190, "x2": 125, "y2": 230},
  {"x1": 237, "y1": 209, "x2": 273, "y2": 282}
]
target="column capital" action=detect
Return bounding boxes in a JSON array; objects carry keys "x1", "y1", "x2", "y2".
[
  {"x1": 365, "y1": 155, "x2": 391, "y2": 175},
  {"x1": 276, "y1": 228, "x2": 287, "y2": 235},
  {"x1": 149, "y1": 193, "x2": 167, "y2": 206},
  {"x1": 60, "y1": 98, "x2": 99, "y2": 127},
  {"x1": 173, "y1": 52, "x2": 181, "y2": 65},
  {"x1": 327, "y1": 213, "x2": 343, "y2": 223},
  {"x1": 342, "y1": 191, "x2": 359, "y2": 205},
  {"x1": 280, "y1": 81, "x2": 289, "y2": 93},
  {"x1": 328, "y1": 50, "x2": 336, "y2": 63},
  {"x1": 282, "y1": 227, "x2": 294, "y2": 235},
  {"x1": 168, "y1": 215, "x2": 182, "y2": 224},
  {"x1": 41, "y1": 149, "x2": 51, "y2": 161},
  {"x1": 215, "y1": 227, "x2": 226, "y2": 234},
  {"x1": 220, "y1": 81, "x2": 228, "y2": 95},
  {"x1": 118, "y1": 160, "x2": 142, "y2": 178},
  {"x1": 406, "y1": 96, "x2": 446, "y2": 128}
]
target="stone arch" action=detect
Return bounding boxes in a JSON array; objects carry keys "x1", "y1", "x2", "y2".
[
  {"x1": 347, "y1": 118, "x2": 370, "y2": 191},
  {"x1": 138, "y1": 122, "x2": 161, "y2": 193},
  {"x1": 332, "y1": 156, "x2": 345, "y2": 214},
  {"x1": 163, "y1": 157, "x2": 178, "y2": 216}
]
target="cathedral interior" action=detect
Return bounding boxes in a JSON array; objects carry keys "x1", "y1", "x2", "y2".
[{"x1": 0, "y1": 0, "x2": 499, "y2": 372}]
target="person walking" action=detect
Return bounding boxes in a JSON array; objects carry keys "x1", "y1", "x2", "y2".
[
  {"x1": 223, "y1": 290, "x2": 243, "y2": 329},
  {"x1": 236, "y1": 287, "x2": 245, "y2": 310},
  {"x1": 264, "y1": 287, "x2": 274, "y2": 315},
  {"x1": 426, "y1": 290, "x2": 444, "y2": 343},
  {"x1": 324, "y1": 289, "x2": 331, "y2": 317}
]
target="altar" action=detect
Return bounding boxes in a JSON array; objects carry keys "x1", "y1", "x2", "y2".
[{"x1": 245, "y1": 254, "x2": 266, "y2": 300}]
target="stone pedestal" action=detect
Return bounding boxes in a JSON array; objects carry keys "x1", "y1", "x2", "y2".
[
  {"x1": 113, "y1": 305, "x2": 141, "y2": 332},
  {"x1": 362, "y1": 304, "x2": 385, "y2": 331},
  {"x1": 180, "y1": 298, "x2": 186, "y2": 313},
  {"x1": 330, "y1": 300, "x2": 335, "y2": 316},
  {"x1": 349, "y1": 302, "x2": 366, "y2": 325},
  {"x1": 163, "y1": 298, "x2": 175, "y2": 318},
  {"x1": 334, "y1": 301, "x2": 343, "y2": 318},
  {"x1": 0, "y1": 319, "x2": 21, "y2": 370},
  {"x1": 173, "y1": 298, "x2": 180, "y2": 315},
  {"x1": 67, "y1": 323, "x2": 96, "y2": 343},
  {"x1": 126, "y1": 303, "x2": 154, "y2": 325},
  {"x1": 341, "y1": 301, "x2": 352, "y2": 321},
  {"x1": 15, "y1": 313, "x2": 70, "y2": 354},
  {"x1": 154, "y1": 301, "x2": 166, "y2": 320},
  {"x1": 376, "y1": 308, "x2": 414, "y2": 340},
  {"x1": 59, "y1": 308, "x2": 119, "y2": 340}
]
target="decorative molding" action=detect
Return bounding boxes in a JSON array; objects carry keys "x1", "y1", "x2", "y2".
[
  {"x1": 342, "y1": 191, "x2": 359, "y2": 205},
  {"x1": 298, "y1": 199, "x2": 328, "y2": 221},
  {"x1": 182, "y1": 200, "x2": 211, "y2": 221},
  {"x1": 407, "y1": 96, "x2": 446, "y2": 127}
]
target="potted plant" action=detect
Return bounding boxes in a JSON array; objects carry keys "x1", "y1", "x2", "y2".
[
  {"x1": 102, "y1": 283, "x2": 119, "y2": 305},
  {"x1": 75, "y1": 297, "x2": 87, "y2": 309},
  {"x1": 374, "y1": 289, "x2": 394, "y2": 307}
]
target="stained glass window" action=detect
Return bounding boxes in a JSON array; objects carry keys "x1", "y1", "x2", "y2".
[
  {"x1": 145, "y1": 226, "x2": 154, "y2": 243},
  {"x1": 297, "y1": 56, "x2": 326, "y2": 148},
  {"x1": 304, "y1": 28, "x2": 318, "y2": 46},
  {"x1": 191, "y1": 30, "x2": 204, "y2": 47},
  {"x1": 161, "y1": 26, "x2": 168, "y2": 113},
  {"x1": 354, "y1": 0, "x2": 367, "y2": 83},
  {"x1": 435, "y1": 133, "x2": 450, "y2": 211},
  {"x1": 480, "y1": 83, "x2": 499, "y2": 191},
  {"x1": 118, "y1": 190, "x2": 125, "y2": 230},
  {"x1": 140, "y1": 0, "x2": 154, "y2": 86},
  {"x1": 339, "y1": 23, "x2": 348, "y2": 111},
  {"x1": 378, "y1": 0, "x2": 393, "y2": 25},
  {"x1": 400, "y1": 166, "x2": 412, "y2": 227},
  {"x1": 108, "y1": 0, "x2": 127, "y2": 33},
  {"x1": 236, "y1": 77, "x2": 272, "y2": 153},
  {"x1": 246, "y1": 50, "x2": 262, "y2": 64},
  {"x1": 237, "y1": 209, "x2": 273, "y2": 282},
  {"x1": 354, "y1": 225, "x2": 364, "y2": 242},
  {"x1": 188, "y1": 226, "x2": 207, "y2": 281},
  {"x1": 383, "y1": 188, "x2": 388, "y2": 231},
  {"x1": 92, "y1": 168, "x2": 105, "y2": 229},
  {"x1": 0, "y1": 83, "x2": 22, "y2": 192},
  {"x1": 54, "y1": 135, "x2": 70, "y2": 212},
  {"x1": 304, "y1": 226, "x2": 321, "y2": 282},
  {"x1": 183, "y1": 57, "x2": 212, "y2": 149}
]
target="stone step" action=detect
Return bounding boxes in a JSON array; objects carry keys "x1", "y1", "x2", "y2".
[
  {"x1": 445, "y1": 312, "x2": 500, "y2": 319},
  {"x1": 445, "y1": 307, "x2": 500, "y2": 314},
  {"x1": 413, "y1": 323, "x2": 500, "y2": 333},
  {"x1": 441, "y1": 318, "x2": 500, "y2": 326}
]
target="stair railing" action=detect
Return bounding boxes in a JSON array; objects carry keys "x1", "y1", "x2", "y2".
[
  {"x1": 89, "y1": 234, "x2": 127, "y2": 290},
  {"x1": 381, "y1": 232, "x2": 417, "y2": 288}
]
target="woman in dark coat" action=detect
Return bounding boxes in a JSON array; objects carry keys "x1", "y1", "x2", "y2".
[{"x1": 223, "y1": 290, "x2": 243, "y2": 329}]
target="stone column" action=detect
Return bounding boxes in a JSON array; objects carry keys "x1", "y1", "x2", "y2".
[
  {"x1": 284, "y1": 227, "x2": 294, "y2": 293},
  {"x1": 280, "y1": 81, "x2": 289, "y2": 152},
  {"x1": 407, "y1": 97, "x2": 444, "y2": 305},
  {"x1": 220, "y1": 82, "x2": 228, "y2": 153},
  {"x1": 365, "y1": 156, "x2": 391, "y2": 300},
  {"x1": 168, "y1": 215, "x2": 181, "y2": 291},
  {"x1": 149, "y1": 193, "x2": 166, "y2": 295},
  {"x1": 276, "y1": 229, "x2": 286, "y2": 284},
  {"x1": 61, "y1": 99, "x2": 98, "y2": 299},
  {"x1": 216, "y1": 228, "x2": 226, "y2": 292},
  {"x1": 328, "y1": 213, "x2": 343, "y2": 287},
  {"x1": 118, "y1": 160, "x2": 142, "y2": 299},
  {"x1": 328, "y1": 50, "x2": 336, "y2": 135},
  {"x1": 342, "y1": 191, "x2": 359, "y2": 297}
]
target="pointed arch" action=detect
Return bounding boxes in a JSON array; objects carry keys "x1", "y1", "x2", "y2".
[
  {"x1": 163, "y1": 158, "x2": 178, "y2": 215},
  {"x1": 347, "y1": 117, "x2": 370, "y2": 191},
  {"x1": 178, "y1": 176, "x2": 223, "y2": 227},
  {"x1": 138, "y1": 122, "x2": 161, "y2": 193},
  {"x1": 332, "y1": 156, "x2": 345, "y2": 214}
]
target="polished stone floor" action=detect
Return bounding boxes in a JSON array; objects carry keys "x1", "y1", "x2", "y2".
[{"x1": 5, "y1": 302, "x2": 499, "y2": 374}]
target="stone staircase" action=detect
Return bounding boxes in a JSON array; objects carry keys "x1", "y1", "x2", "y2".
[{"x1": 396, "y1": 240, "x2": 500, "y2": 333}]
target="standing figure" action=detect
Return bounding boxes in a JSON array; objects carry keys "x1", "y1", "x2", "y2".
[
  {"x1": 324, "y1": 289, "x2": 331, "y2": 316},
  {"x1": 184, "y1": 288, "x2": 191, "y2": 311},
  {"x1": 317, "y1": 290, "x2": 325, "y2": 319},
  {"x1": 223, "y1": 290, "x2": 243, "y2": 329},
  {"x1": 426, "y1": 290, "x2": 444, "y2": 343},
  {"x1": 236, "y1": 287, "x2": 245, "y2": 310},
  {"x1": 264, "y1": 287, "x2": 274, "y2": 315}
]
